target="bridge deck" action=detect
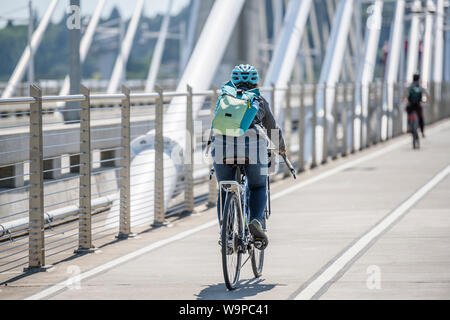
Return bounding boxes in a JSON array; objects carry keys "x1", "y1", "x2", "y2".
[{"x1": 1, "y1": 120, "x2": 450, "y2": 300}]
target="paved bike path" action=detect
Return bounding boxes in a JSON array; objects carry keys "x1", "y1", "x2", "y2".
[
  {"x1": 2, "y1": 120, "x2": 449, "y2": 300},
  {"x1": 37, "y1": 120, "x2": 450, "y2": 300}
]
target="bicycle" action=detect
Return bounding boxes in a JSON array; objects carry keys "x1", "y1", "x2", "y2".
[
  {"x1": 211, "y1": 152, "x2": 296, "y2": 290},
  {"x1": 408, "y1": 111, "x2": 420, "y2": 149}
]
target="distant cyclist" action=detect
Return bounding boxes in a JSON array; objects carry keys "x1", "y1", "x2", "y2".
[
  {"x1": 209, "y1": 64, "x2": 287, "y2": 248},
  {"x1": 402, "y1": 73, "x2": 430, "y2": 138}
]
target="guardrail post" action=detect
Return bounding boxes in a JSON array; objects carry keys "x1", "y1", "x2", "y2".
[
  {"x1": 393, "y1": 82, "x2": 401, "y2": 137},
  {"x1": 321, "y1": 84, "x2": 328, "y2": 164},
  {"x1": 350, "y1": 83, "x2": 356, "y2": 153},
  {"x1": 27, "y1": 84, "x2": 45, "y2": 270},
  {"x1": 342, "y1": 84, "x2": 348, "y2": 157},
  {"x1": 284, "y1": 83, "x2": 292, "y2": 177},
  {"x1": 76, "y1": 85, "x2": 94, "y2": 253},
  {"x1": 445, "y1": 83, "x2": 448, "y2": 118},
  {"x1": 117, "y1": 85, "x2": 133, "y2": 238},
  {"x1": 153, "y1": 86, "x2": 165, "y2": 226},
  {"x1": 366, "y1": 83, "x2": 373, "y2": 148},
  {"x1": 311, "y1": 83, "x2": 317, "y2": 169},
  {"x1": 271, "y1": 83, "x2": 276, "y2": 113},
  {"x1": 379, "y1": 81, "x2": 384, "y2": 142},
  {"x1": 445, "y1": 82, "x2": 448, "y2": 118},
  {"x1": 430, "y1": 81, "x2": 436, "y2": 123},
  {"x1": 207, "y1": 87, "x2": 218, "y2": 207},
  {"x1": 184, "y1": 85, "x2": 195, "y2": 213},
  {"x1": 332, "y1": 84, "x2": 339, "y2": 160},
  {"x1": 447, "y1": 82, "x2": 450, "y2": 118},
  {"x1": 386, "y1": 82, "x2": 393, "y2": 139},
  {"x1": 401, "y1": 83, "x2": 408, "y2": 134},
  {"x1": 359, "y1": 84, "x2": 364, "y2": 151},
  {"x1": 443, "y1": 83, "x2": 447, "y2": 118},
  {"x1": 445, "y1": 82, "x2": 449, "y2": 118},
  {"x1": 374, "y1": 81, "x2": 381, "y2": 144},
  {"x1": 435, "y1": 82, "x2": 441, "y2": 121},
  {"x1": 442, "y1": 82, "x2": 450, "y2": 117},
  {"x1": 298, "y1": 83, "x2": 305, "y2": 172}
]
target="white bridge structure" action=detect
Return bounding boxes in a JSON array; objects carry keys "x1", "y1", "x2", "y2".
[{"x1": 0, "y1": 0, "x2": 449, "y2": 274}]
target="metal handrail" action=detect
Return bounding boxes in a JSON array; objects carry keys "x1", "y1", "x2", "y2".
[{"x1": 1, "y1": 81, "x2": 449, "y2": 271}]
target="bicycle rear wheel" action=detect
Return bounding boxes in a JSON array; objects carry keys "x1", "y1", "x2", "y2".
[
  {"x1": 410, "y1": 118, "x2": 420, "y2": 149},
  {"x1": 251, "y1": 216, "x2": 265, "y2": 278},
  {"x1": 221, "y1": 193, "x2": 243, "y2": 290}
]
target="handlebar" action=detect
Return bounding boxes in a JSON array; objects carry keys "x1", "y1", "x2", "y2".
[{"x1": 281, "y1": 153, "x2": 296, "y2": 180}]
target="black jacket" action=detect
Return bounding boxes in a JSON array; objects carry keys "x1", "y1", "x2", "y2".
[{"x1": 251, "y1": 96, "x2": 287, "y2": 153}]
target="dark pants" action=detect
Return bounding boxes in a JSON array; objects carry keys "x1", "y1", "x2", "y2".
[
  {"x1": 417, "y1": 106, "x2": 425, "y2": 135},
  {"x1": 407, "y1": 104, "x2": 425, "y2": 134},
  {"x1": 213, "y1": 162, "x2": 267, "y2": 223}
]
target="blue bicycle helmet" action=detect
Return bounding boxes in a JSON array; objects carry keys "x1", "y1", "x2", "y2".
[{"x1": 231, "y1": 64, "x2": 259, "y2": 86}]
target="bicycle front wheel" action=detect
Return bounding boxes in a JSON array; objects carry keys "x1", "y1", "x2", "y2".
[{"x1": 221, "y1": 193, "x2": 243, "y2": 290}]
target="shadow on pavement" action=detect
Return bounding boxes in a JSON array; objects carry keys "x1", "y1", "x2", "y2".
[{"x1": 195, "y1": 278, "x2": 285, "y2": 300}]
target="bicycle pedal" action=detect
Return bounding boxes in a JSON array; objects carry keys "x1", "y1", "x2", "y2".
[
  {"x1": 254, "y1": 240, "x2": 263, "y2": 249},
  {"x1": 254, "y1": 239, "x2": 268, "y2": 250}
]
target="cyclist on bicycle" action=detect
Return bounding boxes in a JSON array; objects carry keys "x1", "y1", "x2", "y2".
[
  {"x1": 210, "y1": 64, "x2": 287, "y2": 249},
  {"x1": 402, "y1": 73, "x2": 430, "y2": 138}
]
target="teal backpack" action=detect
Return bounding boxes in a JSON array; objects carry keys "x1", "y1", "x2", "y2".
[
  {"x1": 212, "y1": 81, "x2": 260, "y2": 137},
  {"x1": 408, "y1": 84, "x2": 422, "y2": 104}
]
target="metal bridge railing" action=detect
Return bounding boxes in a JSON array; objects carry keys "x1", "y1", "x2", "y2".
[{"x1": 0, "y1": 81, "x2": 449, "y2": 273}]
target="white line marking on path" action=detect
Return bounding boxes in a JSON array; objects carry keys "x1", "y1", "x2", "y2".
[
  {"x1": 26, "y1": 120, "x2": 450, "y2": 300},
  {"x1": 294, "y1": 164, "x2": 450, "y2": 300},
  {"x1": 25, "y1": 220, "x2": 217, "y2": 300}
]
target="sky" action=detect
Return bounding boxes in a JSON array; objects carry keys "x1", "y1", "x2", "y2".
[{"x1": 0, "y1": 0, "x2": 190, "y2": 27}]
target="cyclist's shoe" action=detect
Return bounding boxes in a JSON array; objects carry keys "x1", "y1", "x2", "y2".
[{"x1": 249, "y1": 219, "x2": 268, "y2": 250}]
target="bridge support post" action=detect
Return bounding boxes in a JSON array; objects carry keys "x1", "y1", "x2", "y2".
[
  {"x1": 75, "y1": 85, "x2": 94, "y2": 253},
  {"x1": 184, "y1": 85, "x2": 195, "y2": 213},
  {"x1": 43, "y1": 158, "x2": 62, "y2": 180},
  {"x1": 284, "y1": 83, "x2": 292, "y2": 177},
  {"x1": 117, "y1": 85, "x2": 133, "y2": 238},
  {"x1": 153, "y1": 86, "x2": 165, "y2": 226},
  {"x1": 27, "y1": 84, "x2": 45, "y2": 269},
  {"x1": 207, "y1": 87, "x2": 218, "y2": 208},
  {"x1": 0, "y1": 164, "x2": 25, "y2": 188},
  {"x1": 298, "y1": 84, "x2": 305, "y2": 172}
]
